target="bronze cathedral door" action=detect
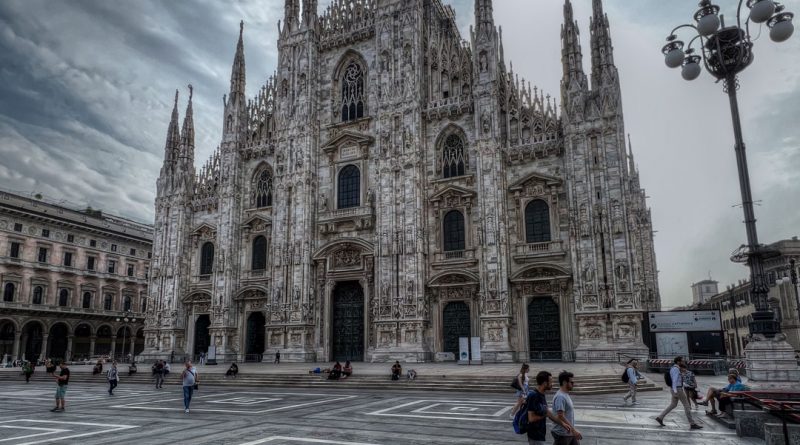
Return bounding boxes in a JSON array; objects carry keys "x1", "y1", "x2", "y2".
[
  {"x1": 528, "y1": 298, "x2": 561, "y2": 361},
  {"x1": 331, "y1": 281, "x2": 365, "y2": 361}
]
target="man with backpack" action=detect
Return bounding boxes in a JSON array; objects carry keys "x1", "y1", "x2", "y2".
[
  {"x1": 107, "y1": 360, "x2": 120, "y2": 395},
  {"x1": 521, "y1": 371, "x2": 573, "y2": 445},
  {"x1": 622, "y1": 359, "x2": 639, "y2": 405},
  {"x1": 656, "y1": 356, "x2": 702, "y2": 430},
  {"x1": 153, "y1": 360, "x2": 165, "y2": 389}
]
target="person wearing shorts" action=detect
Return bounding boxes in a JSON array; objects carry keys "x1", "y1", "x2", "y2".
[{"x1": 51, "y1": 362, "x2": 69, "y2": 412}]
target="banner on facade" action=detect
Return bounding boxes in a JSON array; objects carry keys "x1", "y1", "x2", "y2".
[
  {"x1": 458, "y1": 337, "x2": 470, "y2": 364},
  {"x1": 470, "y1": 337, "x2": 482, "y2": 365},
  {"x1": 648, "y1": 310, "x2": 721, "y2": 332}
]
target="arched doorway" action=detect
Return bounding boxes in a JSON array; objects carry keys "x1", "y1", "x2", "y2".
[
  {"x1": 116, "y1": 327, "x2": 132, "y2": 360},
  {"x1": 0, "y1": 321, "x2": 15, "y2": 358},
  {"x1": 48, "y1": 323, "x2": 69, "y2": 360},
  {"x1": 331, "y1": 281, "x2": 364, "y2": 362},
  {"x1": 134, "y1": 328, "x2": 145, "y2": 356},
  {"x1": 194, "y1": 315, "x2": 211, "y2": 358},
  {"x1": 95, "y1": 326, "x2": 113, "y2": 356},
  {"x1": 21, "y1": 322, "x2": 44, "y2": 361},
  {"x1": 245, "y1": 312, "x2": 266, "y2": 362},
  {"x1": 528, "y1": 297, "x2": 561, "y2": 361},
  {"x1": 73, "y1": 324, "x2": 92, "y2": 361},
  {"x1": 442, "y1": 301, "x2": 471, "y2": 358}
]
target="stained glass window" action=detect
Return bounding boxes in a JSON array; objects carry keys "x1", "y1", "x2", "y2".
[
  {"x1": 441, "y1": 134, "x2": 466, "y2": 178},
  {"x1": 341, "y1": 62, "x2": 365, "y2": 122},
  {"x1": 525, "y1": 200, "x2": 552, "y2": 243}
]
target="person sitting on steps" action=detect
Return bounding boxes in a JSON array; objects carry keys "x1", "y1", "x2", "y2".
[
  {"x1": 342, "y1": 361, "x2": 353, "y2": 379},
  {"x1": 704, "y1": 374, "x2": 748, "y2": 417},
  {"x1": 92, "y1": 360, "x2": 103, "y2": 375},
  {"x1": 225, "y1": 363, "x2": 239, "y2": 378},
  {"x1": 128, "y1": 362, "x2": 138, "y2": 376},
  {"x1": 699, "y1": 368, "x2": 743, "y2": 408},
  {"x1": 328, "y1": 361, "x2": 342, "y2": 380},
  {"x1": 391, "y1": 361, "x2": 402, "y2": 381}
]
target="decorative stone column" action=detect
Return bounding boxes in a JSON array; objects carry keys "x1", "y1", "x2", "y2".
[
  {"x1": 40, "y1": 334, "x2": 49, "y2": 361},
  {"x1": 66, "y1": 336, "x2": 73, "y2": 362},
  {"x1": 129, "y1": 336, "x2": 136, "y2": 360},
  {"x1": 13, "y1": 332, "x2": 21, "y2": 361},
  {"x1": 89, "y1": 336, "x2": 96, "y2": 357},
  {"x1": 110, "y1": 335, "x2": 117, "y2": 359}
]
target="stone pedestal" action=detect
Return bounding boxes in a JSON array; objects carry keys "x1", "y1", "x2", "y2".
[
  {"x1": 764, "y1": 423, "x2": 800, "y2": 445},
  {"x1": 745, "y1": 334, "x2": 800, "y2": 388}
]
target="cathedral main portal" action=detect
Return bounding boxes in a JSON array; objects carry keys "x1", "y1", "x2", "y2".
[
  {"x1": 331, "y1": 281, "x2": 365, "y2": 362},
  {"x1": 527, "y1": 298, "x2": 561, "y2": 361},
  {"x1": 442, "y1": 302, "x2": 471, "y2": 358}
]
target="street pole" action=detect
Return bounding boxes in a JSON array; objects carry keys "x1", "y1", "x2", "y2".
[
  {"x1": 729, "y1": 286, "x2": 741, "y2": 356},
  {"x1": 791, "y1": 259, "x2": 800, "y2": 337}
]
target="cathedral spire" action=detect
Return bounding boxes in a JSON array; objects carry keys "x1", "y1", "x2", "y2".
[
  {"x1": 561, "y1": 0, "x2": 587, "y2": 93},
  {"x1": 285, "y1": 0, "x2": 299, "y2": 28},
  {"x1": 164, "y1": 89, "x2": 180, "y2": 163},
  {"x1": 180, "y1": 85, "x2": 195, "y2": 163},
  {"x1": 590, "y1": 0, "x2": 616, "y2": 89},
  {"x1": 627, "y1": 134, "x2": 637, "y2": 174},
  {"x1": 230, "y1": 21, "x2": 246, "y2": 98},
  {"x1": 474, "y1": 0, "x2": 495, "y2": 36},
  {"x1": 302, "y1": 0, "x2": 317, "y2": 27}
]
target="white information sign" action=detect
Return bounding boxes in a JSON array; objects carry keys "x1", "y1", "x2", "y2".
[
  {"x1": 648, "y1": 310, "x2": 721, "y2": 332},
  {"x1": 470, "y1": 337, "x2": 482, "y2": 364},
  {"x1": 458, "y1": 337, "x2": 470, "y2": 364}
]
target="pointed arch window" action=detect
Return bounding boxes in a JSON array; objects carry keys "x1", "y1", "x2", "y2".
[
  {"x1": 254, "y1": 170, "x2": 273, "y2": 208},
  {"x1": 443, "y1": 210, "x2": 466, "y2": 252},
  {"x1": 441, "y1": 134, "x2": 467, "y2": 178},
  {"x1": 341, "y1": 62, "x2": 365, "y2": 122},
  {"x1": 32, "y1": 286, "x2": 43, "y2": 305},
  {"x1": 58, "y1": 289, "x2": 69, "y2": 307},
  {"x1": 525, "y1": 200, "x2": 552, "y2": 243},
  {"x1": 337, "y1": 165, "x2": 360, "y2": 209},
  {"x1": 252, "y1": 236, "x2": 267, "y2": 271},
  {"x1": 200, "y1": 242, "x2": 215, "y2": 276},
  {"x1": 82, "y1": 292, "x2": 92, "y2": 309},
  {"x1": 3, "y1": 283, "x2": 14, "y2": 302}
]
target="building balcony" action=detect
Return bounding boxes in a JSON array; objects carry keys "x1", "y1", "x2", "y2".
[
  {"x1": 0, "y1": 301, "x2": 145, "y2": 320},
  {"x1": 512, "y1": 241, "x2": 566, "y2": 262},
  {"x1": 318, "y1": 206, "x2": 375, "y2": 234},
  {"x1": 432, "y1": 249, "x2": 478, "y2": 268}
]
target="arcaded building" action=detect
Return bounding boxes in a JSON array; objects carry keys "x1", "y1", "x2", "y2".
[
  {"x1": 0, "y1": 190, "x2": 152, "y2": 362},
  {"x1": 145, "y1": 0, "x2": 660, "y2": 363}
]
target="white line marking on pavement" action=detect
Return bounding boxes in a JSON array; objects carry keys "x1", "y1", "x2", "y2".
[
  {"x1": 0, "y1": 420, "x2": 137, "y2": 445},
  {"x1": 0, "y1": 426, "x2": 69, "y2": 442},
  {"x1": 112, "y1": 392, "x2": 357, "y2": 414},
  {"x1": 239, "y1": 437, "x2": 382, "y2": 445}
]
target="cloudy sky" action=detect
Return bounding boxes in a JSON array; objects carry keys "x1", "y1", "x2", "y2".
[{"x1": 1, "y1": 0, "x2": 798, "y2": 308}]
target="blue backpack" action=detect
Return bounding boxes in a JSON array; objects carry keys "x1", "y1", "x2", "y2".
[{"x1": 512, "y1": 396, "x2": 530, "y2": 434}]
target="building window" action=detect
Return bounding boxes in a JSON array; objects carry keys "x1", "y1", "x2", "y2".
[
  {"x1": 130, "y1": 248, "x2": 136, "y2": 256},
  {"x1": 67, "y1": 234, "x2": 74, "y2": 243},
  {"x1": 63, "y1": 252, "x2": 73, "y2": 267},
  {"x1": 340, "y1": 62, "x2": 365, "y2": 122},
  {"x1": 13, "y1": 223, "x2": 22, "y2": 232},
  {"x1": 32, "y1": 286, "x2": 43, "y2": 304},
  {"x1": 141, "y1": 298, "x2": 147, "y2": 313},
  {"x1": 104, "y1": 294, "x2": 113, "y2": 311},
  {"x1": 525, "y1": 200, "x2": 552, "y2": 243},
  {"x1": 9, "y1": 242, "x2": 20, "y2": 259},
  {"x1": 111, "y1": 244, "x2": 117, "y2": 252},
  {"x1": 147, "y1": 252, "x2": 152, "y2": 259},
  {"x1": 58, "y1": 289, "x2": 69, "y2": 307},
  {"x1": 252, "y1": 236, "x2": 267, "y2": 271},
  {"x1": 87, "y1": 257, "x2": 96, "y2": 271},
  {"x1": 123, "y1": 296, "x2": 132, "y2": 312},
  {"x1": 443, "y1": 210, "x2": 466, "y2": 252},
  {"x1": 3, "y1": 283, "x2": 14, "y2": 302},
  {"x1": 107, "y1": 260, "x2": 116, "y2": 274},
  {"x1": 337, "y1": 165, "x2": 361, "y2": 209},
  {"x1": 37, "y1": 247, "x2": 48, "y2": 263},
  {"x1": 127, "y1": 264, "x2": 135, "y2": 277},
  {"x1": 145, "y1": 267, "x2": 149, "y2": 280},
  {"x1": 254, "y1": 170, "x2": 273, "y2": 208},
  {"x1": 441, "y1": 134, "x2": 466, "y2": 178},
  {"x1": 200, "y1": 242, "x2": 214, "y2": 275},
  {"x1": 90, "y1": 239, "x2": 97, "y2": 248},
  {"x1": 41, "y1": 229, "x2": 50, "y2": 238},
  {"x1": 82, "y1": 292, "x2": 91, "y2": 309}
]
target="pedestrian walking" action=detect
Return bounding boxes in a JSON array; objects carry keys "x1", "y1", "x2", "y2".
[
  {"x1": 107, "y1": 361, "x2": 119, "y2": 395},
  {"x1": 679, "y1": 363, "x2": 700, "y2": 408},
  {"x1": 525, "y1": 371, "x2": 573, "y2": 445},
  {"x1": 511, "y1": 363, "x2": 530, "y2": 418},
  {"x1": 170, "y1": 350, "x2": 175, "y2": 364},
  {"x1": 656, "y1": 356, "x2": 703, "y2": 430},
  {"x1": 23, "y1": 361, "x2": 34, "y2": 383},
  {"x1": 551, "y1": 371, "x2": 582, "y2": 445},
  {"x1": 153, "y1": 360, "x2": 165, "y2": 389},
  {"x1": 198, "y1": 352, "x2": 205, "y2": 365},
  {"x1": 181, "y1": 360, "x2": 198, "y2": 413},
  {"x1": 274, "y1": 350, "x2": 280, "y2": 364},
  {"x1": 50, "y1": 361, "x2": 69, "y2": 412},
  {"x1": 622, "y1": 359, "x2": 639, "y2": 405}
]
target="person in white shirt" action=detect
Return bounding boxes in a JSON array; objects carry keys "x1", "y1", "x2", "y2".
[
  {"x1": 656, "y1": 356, "x2": 702, "y2": 430},
  {"x1": 622, "y1": 359, "x2": 639, "y2": 405}
]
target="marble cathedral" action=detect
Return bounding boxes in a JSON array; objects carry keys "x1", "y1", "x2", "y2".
[{"x1": 143, "y1": 0, "x2": 661, "y2": 363}]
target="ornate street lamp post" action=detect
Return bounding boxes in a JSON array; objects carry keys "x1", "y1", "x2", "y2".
[
  {"x1": 116, "y1": 312, "x2": 137, "y2": 363},
  {"x1": 662, "y1": 0, "x2": 794, "y2": 339}
]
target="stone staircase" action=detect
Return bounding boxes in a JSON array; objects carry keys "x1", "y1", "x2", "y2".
[{"x1": 0, "y1": 371, "x2": 662, "y2": 395}]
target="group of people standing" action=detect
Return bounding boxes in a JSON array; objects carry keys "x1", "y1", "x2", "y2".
[{"x1": 512, "y1": 364, "x2": 583, "y2": 445}]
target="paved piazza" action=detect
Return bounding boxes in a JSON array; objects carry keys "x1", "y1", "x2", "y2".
[{"x1": 0, "y1": 382, "x2": 760, "y2": 445}]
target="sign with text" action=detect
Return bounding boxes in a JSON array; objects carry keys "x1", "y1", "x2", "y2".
[{"x1": 649, "y1": 310, "x2": 721, "y2": 332}]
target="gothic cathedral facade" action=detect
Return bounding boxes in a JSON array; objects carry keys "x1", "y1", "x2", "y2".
[{"x1": 144, "y1": 0, "x2": 661, "y2": 363}]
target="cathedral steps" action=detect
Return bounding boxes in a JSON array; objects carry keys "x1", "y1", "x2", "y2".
[{"x1": 0, "y1": 372, "x2": 661, "y2": 395}]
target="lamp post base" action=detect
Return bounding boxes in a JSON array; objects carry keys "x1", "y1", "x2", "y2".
[{"x1": 744, "y1": 334, "x2": 800, "y2": 388}]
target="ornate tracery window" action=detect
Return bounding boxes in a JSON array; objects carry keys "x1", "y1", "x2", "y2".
[
  {"x1": 337, "y1": 165, "x2": 360, "y2": 209},
  {"x1": 441, "y1": 134, "x2": 466, "y2": 178},
  {"x1": 252, "y1": 236, "x2": 267, "y2": 271},
  {"x1": 341, "y1": 62, "x2": 365, "y2": 122},
  {"x1": 200, "y1": 242, "x2": 215, "y2": 275},
  {"x1": 525, "y1": 200, "x2": 551, "y2": 243},
  {"x1": 254, "y1": 170, "x2": 273, "y2": 208},
  {"x1": 443, "y1": 210, "x2": 466, "y2": 252}
]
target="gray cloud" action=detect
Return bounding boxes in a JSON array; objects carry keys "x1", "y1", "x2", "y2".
[{"x1": 0, "y1": 0, "x2": 798, "y2": 308}]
